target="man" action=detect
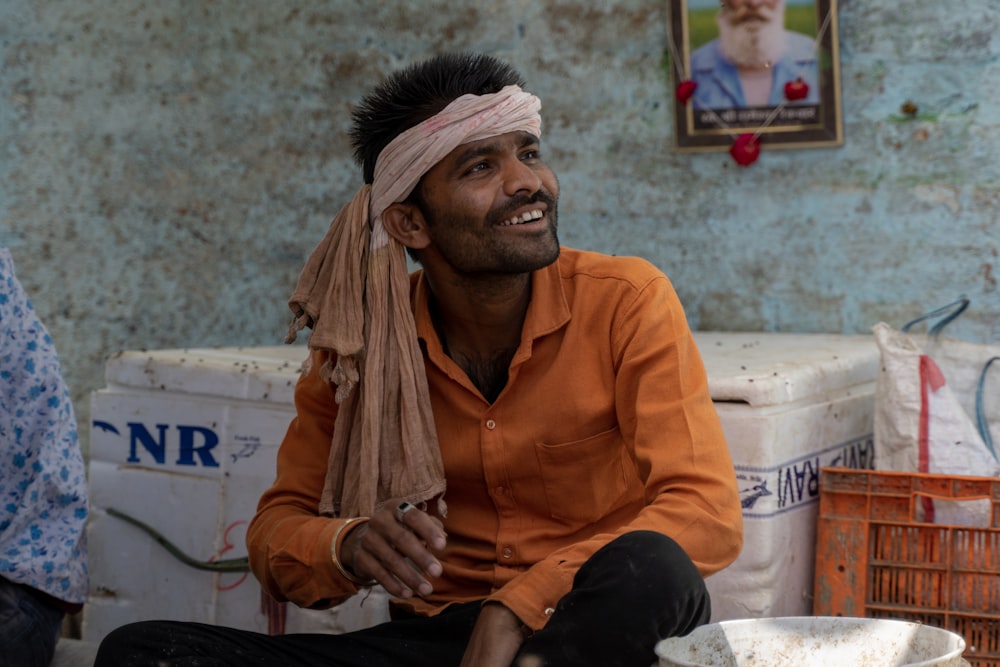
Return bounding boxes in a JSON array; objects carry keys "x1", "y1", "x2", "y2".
[
  {"x1": 0, "y1": 248, "x2": 89, "y2": 667},
  {"x1": 96, "y1": 52, "x2": 742, "y2": 667},
  {"x1": 690, "y1": 0, "x2": 820, "y2": 109}
]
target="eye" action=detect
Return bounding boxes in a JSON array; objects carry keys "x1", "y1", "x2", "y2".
[
  {"x1": 520, "y1": 148, "x2": 541, "y2": 161},
  {"x1": 464, "y1": 161, "x2": 490, "y2": 175}
]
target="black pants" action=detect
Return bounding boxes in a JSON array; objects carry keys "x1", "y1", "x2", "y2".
[
  {"x1": 95, "y1": 531, "x2": 710, "y2": 667},
  {"x1": 0, "y1": 577, "x2": 65, "y2": 667}
]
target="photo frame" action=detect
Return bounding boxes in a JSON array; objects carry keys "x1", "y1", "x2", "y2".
[{"x1": 667, "y1": 0, "x2": 842, "y2": 152}]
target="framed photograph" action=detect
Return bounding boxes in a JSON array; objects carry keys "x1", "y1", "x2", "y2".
[{"x1": 667, "y1": 0, "x2": 842, "y2": 152}]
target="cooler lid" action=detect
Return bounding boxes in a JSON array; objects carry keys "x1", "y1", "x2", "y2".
[
  {"x1": 103, "y1": 334, "x2": 879, "y2": 409},
  {"x1": 693, "y1": 332, "x2": 879, "y2": 408},
  {"x1": 101, "y1": 345, "x2": 308, "y2": 404}
]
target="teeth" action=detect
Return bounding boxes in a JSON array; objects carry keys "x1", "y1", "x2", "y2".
[{"x1": 501, "y1": 209, "x2": 543, "y2": 226}]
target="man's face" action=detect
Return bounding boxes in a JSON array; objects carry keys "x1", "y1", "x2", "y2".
[
  {"x1": 717, "y1": 0, "x2": 787, "y2": 68},
  {"x1": 412, "y1": 130, "x2": 560, "y2": 277}
]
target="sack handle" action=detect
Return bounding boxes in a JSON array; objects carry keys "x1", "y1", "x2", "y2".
[
  {"x1": 901, "y1": 297, "x2": 995, "y2": 461},
  {"x1": 977, "y1": 356, "x2": 1000, "y2": 461},
  {"x1": 901, "y1": 296, "x2": 969, "y2": 336},
  {"x1": 911, "y1": 491, "x2": 998, "y2": 528}
]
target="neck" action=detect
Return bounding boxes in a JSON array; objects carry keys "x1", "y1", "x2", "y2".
[
  {"x1": 427, "y1": 270, "x2": 531, "y2": 356},
  {"x1": 425, "y1": 271, "x2": 532, "y2": 402}
]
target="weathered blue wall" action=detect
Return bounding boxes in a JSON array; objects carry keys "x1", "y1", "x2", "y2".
[{"x1": 2, "y1": 0, "x2": 998, "y2": 451}]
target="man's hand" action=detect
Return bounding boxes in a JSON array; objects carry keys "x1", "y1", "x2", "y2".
[
  {"x1": 459, "y1": 602, "x2": 529, "y2": 667},
  {"x1": 341, "y1": 500, "x2": 447, "y2": 598}
]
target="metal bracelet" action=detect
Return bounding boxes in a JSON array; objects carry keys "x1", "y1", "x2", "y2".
[{"x1": 331, "y1": 517, "x2": 375, "y2": 586}]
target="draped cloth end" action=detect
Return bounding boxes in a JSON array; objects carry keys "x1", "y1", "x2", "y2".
[{"x1": 287, "y1": 186, "x2": 446, "y2": 519}]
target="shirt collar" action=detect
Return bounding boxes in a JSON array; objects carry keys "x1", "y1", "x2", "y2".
[{"x1": 412, "y1": 250, "x2": 571, "y2": 364}]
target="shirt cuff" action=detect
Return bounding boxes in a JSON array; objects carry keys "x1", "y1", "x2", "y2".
[{"x1": 486, "y1": 558, "x2": 572, "y2": 630}]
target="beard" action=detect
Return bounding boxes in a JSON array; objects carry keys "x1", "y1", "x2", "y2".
[
  {"x1": 419, "y1": 188, "x2": 561, "y2": 276},
  {"x1": 717, "y1": 2, "x2": 788, "y2": 69}
]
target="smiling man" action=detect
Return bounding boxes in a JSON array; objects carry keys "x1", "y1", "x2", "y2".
[
  {"x1": 96, "y1": 52, "x2": 742, "y2": 667},
  {"x1": 690, "y1": 0, "x2": 821, "y2": 109}
]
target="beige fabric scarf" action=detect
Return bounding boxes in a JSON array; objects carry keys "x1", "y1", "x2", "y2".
[{"x1": 286, "y1": 85, "x2": 542, "y2": 518}]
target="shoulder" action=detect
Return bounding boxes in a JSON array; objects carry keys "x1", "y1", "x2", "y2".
[
  {"x1": 784, "y1": 30, "x2": 819, "y2": 59},
  {"x1": 554, "y1": 249, "x2": 689, "y2": 342},
  {"x1": 0, "y1": 249, "x2": 30, "y2": 321},
  {"x1": 690, "y1": 39, "x2": 722, "y2": 72},
  {"x1": 0, "y1": 248, "x2": 16, "y2": 298},
  {"x1": 557, "y1": 247, "x2": 670, "y2": 292}
]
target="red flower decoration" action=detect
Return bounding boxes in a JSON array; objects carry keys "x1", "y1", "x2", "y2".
[
  {"x1": 675, "y1": 80, "x2": 698, "y2": 104},
  {"x1": 784, "y1": 77, "x2": 809, "y2": 101},
  {"x1": 729, "y1": 134, "x2": 760, "y2": 167}
]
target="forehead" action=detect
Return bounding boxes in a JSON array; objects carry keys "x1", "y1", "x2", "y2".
[{"x1": 443, "y1": 131, "x2": 539, "y2": 165}]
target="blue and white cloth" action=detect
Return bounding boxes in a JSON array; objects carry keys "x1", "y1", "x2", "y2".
[{"x1": 0, "y1": 248, "x2": 88, "y2": 604}]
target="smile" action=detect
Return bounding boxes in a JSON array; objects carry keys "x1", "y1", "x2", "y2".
[{"x1": 500, "y1": 209, "x2": 544, "y2": 226}]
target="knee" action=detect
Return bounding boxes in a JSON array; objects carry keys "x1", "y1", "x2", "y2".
[
  {"x1": 591, "y1": 531, "x2": 708, "y2": 607},
  {"x1": 528, "y1": 532, "x2": 711, "y2": 661},
  {"x1": 94, "y1": 623, "x2": 132, "y2": 665},
  {"x1": 94, "y1": 621, "x2": 161, "y2": 666}
]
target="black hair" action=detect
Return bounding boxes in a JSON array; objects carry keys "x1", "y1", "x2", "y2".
[{"x1": 349, "y1": 52, "x2": 526, "y2": 184}]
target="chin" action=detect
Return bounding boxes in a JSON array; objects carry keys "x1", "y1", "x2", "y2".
[
  {"x1": 526, "y1": 237, "x2": 562, "y2": 272},
  {"x1": 498, "y1": 237, "x2": 560, "y2": 275}
]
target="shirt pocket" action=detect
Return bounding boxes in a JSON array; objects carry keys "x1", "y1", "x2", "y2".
[{"x1": 535, "y1": 426, "x2": 628, "y2": 524}]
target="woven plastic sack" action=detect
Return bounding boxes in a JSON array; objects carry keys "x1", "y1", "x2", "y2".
[{"x1": 872, "y1": 301, "x2": 1000, "y2": 525}]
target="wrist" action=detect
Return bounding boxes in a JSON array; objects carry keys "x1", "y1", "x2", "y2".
[
  {"x1": 331, "y1": 517, "x2": 375, "y2": 586},
  {"x1": 482, "y1": 601, "x2": 533, "y2": 639}
]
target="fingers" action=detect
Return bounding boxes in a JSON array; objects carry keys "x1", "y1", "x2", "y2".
[
  {"x1": 349, "y1": 501, "x2": 446, "y2": 598},
  {"x1": 353, "y1": 533, "x2": 428, "y2": 598},
  {"x1": 395, "y1": 502, "x2": 447, "y2": 553},
  {"x1": 394, "y1": 501, "x2": 417, "y2": 524}
]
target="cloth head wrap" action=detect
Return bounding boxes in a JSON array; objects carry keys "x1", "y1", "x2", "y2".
[{"x1": 286, "y1": 85, "x2": 542, "y2": 518}]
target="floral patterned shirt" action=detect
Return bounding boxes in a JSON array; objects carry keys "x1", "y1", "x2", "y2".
[{"x1": 0, "y1": 248, "x2": 88, "y2": 604}]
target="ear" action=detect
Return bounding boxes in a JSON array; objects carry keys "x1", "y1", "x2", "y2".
[{"x1": 381, "y1": 202, "x2": 431, "y2": 250}]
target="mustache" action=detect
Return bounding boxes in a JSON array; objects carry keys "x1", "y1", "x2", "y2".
[
  {"x1": 488, "y1": 189, "x2": 558, "y2": 224},
  {"x1": 725, "y1": 7, "x2": 776, "y2": 25}
]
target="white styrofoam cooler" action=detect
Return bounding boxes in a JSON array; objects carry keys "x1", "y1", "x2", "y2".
[
  {"x1": 694, "y1": 332, "x2": 879, "y2": 622},
  {"x1": 83, "y1": 345, "x2": 389, "y2": 643},
  {"x1": 83, "y1": 332, "x2": 879, "y2": 641}
]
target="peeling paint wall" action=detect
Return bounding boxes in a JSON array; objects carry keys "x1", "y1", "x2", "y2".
[{"x1": 2, "y1": 0, "x2": 999, "y2": 453}]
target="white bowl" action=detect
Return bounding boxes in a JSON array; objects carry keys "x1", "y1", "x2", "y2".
[{"x1": 655, "y1": 616, "x2": 967, "y2": 667}]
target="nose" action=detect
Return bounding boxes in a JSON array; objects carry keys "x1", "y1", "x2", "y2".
[{"x1": 501, "y1": 156, "x2": 542, "y2": 197}]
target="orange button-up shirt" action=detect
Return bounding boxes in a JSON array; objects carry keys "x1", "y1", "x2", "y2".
[{"x1": 246, "y1": 247, "x2": 743, "y2": 631}]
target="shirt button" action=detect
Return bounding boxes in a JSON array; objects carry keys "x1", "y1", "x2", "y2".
[
  {"x1": 485, "y1": 419, "x2": 497, "y2": 430},
  {"x1": 502, "y1": 546, "x2": 513, "y2": 559}
]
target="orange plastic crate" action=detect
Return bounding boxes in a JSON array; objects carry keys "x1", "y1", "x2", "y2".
[{"x1": 814, "y1": 467, "x2": 1000, "y2": 667}]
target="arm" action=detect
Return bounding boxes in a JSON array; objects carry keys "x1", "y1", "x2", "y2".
[
  {"x1": 246, "y1": 349, "x2": 449, "y2": 607},
  {"x1": 246, "y1": 349, "x2": 360, "y2": 608},
  {"x1": 459, "y1": 603, "x2": 529, "y2": 667},
  {"x1": 489, "y1": 272, "x2": 743, "y2": 630},
  {"x1": 257, "y1": 357, "x2": 521, "y2": 664},
  {"x1": 0, "y1": 250, "x2": 89, "y2": 605}
]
